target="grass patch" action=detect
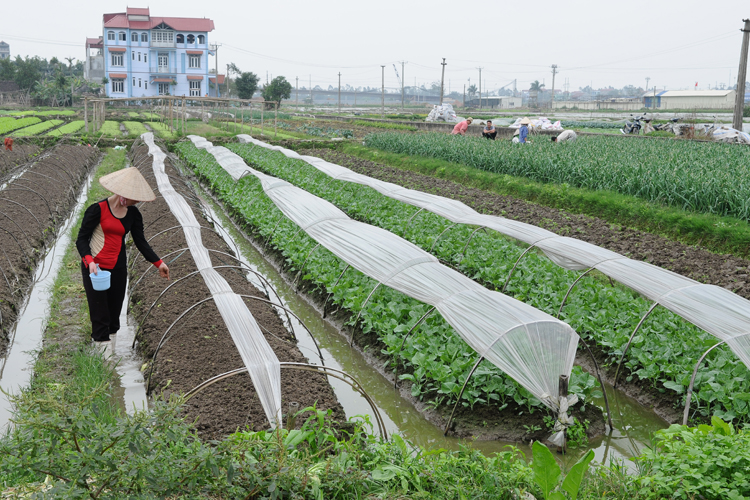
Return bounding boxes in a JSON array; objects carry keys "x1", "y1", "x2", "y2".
[
  {"x1": 353, "y1": 120, "x2": 417, "y2": 131},
  {"x1": 341, "y1": 142, "x2": 750, "y2": 258}
]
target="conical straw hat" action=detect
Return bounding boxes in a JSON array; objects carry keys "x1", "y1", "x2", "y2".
[{"x1": 99, "y1": 167, "x2": 155, "y2": 202}]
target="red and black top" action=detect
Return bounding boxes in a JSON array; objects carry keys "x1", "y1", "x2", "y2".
[{"x1": 76, "y1": 199, "x2": 163, "y2": 270}]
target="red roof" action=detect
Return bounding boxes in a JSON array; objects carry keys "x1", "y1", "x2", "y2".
[
  {"x1": 209, "y1": 75, "x2": 225, "y2": 85},
  {"x1": 86, "y1": 37, "x2": 103, "y2": 49},
  {"x1": 126, "y1": 7, "x2": 150, "y2": 16},
  {"x1": 152, "y1": 78, "x2": 173, "y2": 83},
  {"x1": 109, "y1": 73, "x2": 127, "y2": 79},
  {"x1": 103, "y1": 13, "x2": 215, "y2": 32},
  {"x1": 186, "y1": 75, "x2": 204, "y2": 81},
  {"x1": 108, "y1": 47, "x2": 126, "y2": 52},
  {"x1": 186, "y1": 50, "x2": 203, "y2": 55}
]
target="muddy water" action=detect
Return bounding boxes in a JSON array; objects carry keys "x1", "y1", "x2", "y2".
[
  {"x1": 197, "y1": 188, "x2": 668, "y2": 467},
  {"x1": 0, "y1": 172, "x2": 93, "y2": 430}
]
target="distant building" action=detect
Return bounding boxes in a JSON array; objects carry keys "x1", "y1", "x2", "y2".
[
  {"x1": 643, "y1": 90, "x2": 736, "y2": 110},
  {"x1": 465, "y1": 96, "x2": 522, "y2": 109},
  {"x1": 0, "y1": 41, "x2": 9, "y2": 60},
  {"x1": 87, "y1": 7, "x2": 218, "y2": 98},
  {"x1": 84, "y1": 37, "x2": 104, "y2": 83}
]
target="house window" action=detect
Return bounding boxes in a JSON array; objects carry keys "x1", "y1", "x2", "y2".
[
  {"x1": 111, "y1": 53, "x2": 123, "y2": 66},
  {"x1": 144, "y1": 82, "x2": 147, "y2": 90},
  {"x1": 118, "y1": 32, "x2": 126, "y2": 41},
  {"x1": 132, "y1": 51, "x2": 135, "y2": 61},
  {"x1": 158, "y1": 53, "x2": 168, "y2": 72},
  {"x1": 143, "y1": 53, "x2": 147, "y2": 63},
  {"x1": 138, "y1": 52, "x2": 141, "y2": 62},
  {"x1": 107, "y1": 31, "x2": 115, "y2": 41},
  {"x1": 138, "y1": 78, "x2": 142, "y2": 88},
  {"x1": 152, "y1": 30, "x2": 174, "y2": 43},
  {"x1": 176, "y1": 34, "x2": 184, "y2": 44},
  {"x1": 131, "y1": 32, "x2": 138, "y2": 42},
  {"x1": 190, "y1": 80, "x2": 201, "y2": 97},
  {"x1": 112, "y1": 79, "x2": 124, "y2": 93},
  {"x1": 188, "y1": 54, "x2": 200, "y2": 69},
  {"x1": 158, "y1": 83, "x2": 169, "y2": 95},
  {"x1": 132, "y1": 77, "x2": 136, "y2": 86},
  {"x1": 187, "y1": 34, "x2": 195, "y2": 44},
  {"x1": 198, "y1": 35, "x2": 205, "y2": 44},
  {"x1": 141, "y1": 32, "x2": 148, "y2": 42}
]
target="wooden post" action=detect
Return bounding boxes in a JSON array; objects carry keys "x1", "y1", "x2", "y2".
[
  {"x1": 84, "y1": 97, "x2": 89, "y2": 133},
  {"x1": 261, "y1": 102, "x2": 264, "y2": 136},
  {"x1": 274, "y1": 102, "x2": 278, "y2": 139},
  {"x1": 558, "y1": 374, "x2": 569, "y2": 454},
  {"x1": 234, "y1": 101, "x2": 238, "y2": 133}
]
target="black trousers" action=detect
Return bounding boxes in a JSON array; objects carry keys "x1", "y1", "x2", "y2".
[
  {"x1": 81, "y1": 263, "x2": 128, "y2": 341},
  {"x1": 482, "y1": 131, "x2": 497, "y2": 140}
]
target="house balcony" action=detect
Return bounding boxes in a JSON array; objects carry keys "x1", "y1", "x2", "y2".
[{"x1": 150, "y1": 41, "x2": 175, "y2": 48}]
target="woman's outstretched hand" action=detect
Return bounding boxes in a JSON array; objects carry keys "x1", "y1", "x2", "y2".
[{"x1": 158, "y1": 262, "x2": 170, "y2": 280}]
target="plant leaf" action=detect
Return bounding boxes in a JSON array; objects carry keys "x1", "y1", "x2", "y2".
[
  {"x1": 562, "y1": 449, "x2": 595, "y2": 500},
  {"x1": 532, "y1": 441, "x2": 561, "y2": 499}
]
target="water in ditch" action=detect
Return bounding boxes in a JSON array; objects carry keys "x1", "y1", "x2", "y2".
[
  {"x1": 0, "y1": 170, "x2": 93, "y2": 430},
  {"x1": 198, "y1": 188, "x2": 668, "y2": 468}
]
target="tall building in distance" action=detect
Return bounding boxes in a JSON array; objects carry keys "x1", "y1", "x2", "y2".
[
  {"x1": 0, "y1": 41, "x2": 10, "y2": 60},
  {"x1": 87, "y1": 7, "x2": 219, "y2": 97}
]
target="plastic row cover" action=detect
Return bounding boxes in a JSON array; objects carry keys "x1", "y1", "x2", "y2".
[
  {"x1": 233, "y1": 134, "x2": 750, "y2": 369},
  {"x1": 142, "y1": 133, "x2": 282, "y2": 428},
  {"x1": 188, "y1": 135, "x2": 579, "y2": 410}
]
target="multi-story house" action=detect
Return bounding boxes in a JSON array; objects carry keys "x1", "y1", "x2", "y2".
[
  {"x1": 94, "y1": 7, "x2": 218, "y2": 98},
  {"x1": 0, "y1": 41, "x2": 10, "y2": 60}
]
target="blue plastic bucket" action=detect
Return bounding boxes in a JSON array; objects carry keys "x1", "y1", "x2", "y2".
[{"x1": 90, "y1": 269, "x2": 111, "y2": 291}]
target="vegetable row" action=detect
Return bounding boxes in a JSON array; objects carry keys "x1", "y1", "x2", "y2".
[
  {"x1": 363, "y1": 132, "x2": 750, "y2": 222},
  {"x1": 224, "y1": 142, "x2": 750, "y2": 423}
]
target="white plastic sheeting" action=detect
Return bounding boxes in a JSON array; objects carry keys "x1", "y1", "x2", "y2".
[
  {"x1": 188, "y1": 135, "x2": 580, "y2": 411},
  {"x1": 233, "y1": 134, "x2": 750, "y2": 370},
  {"x1": 142, "y1": 133, "x2": 282, "y2": 428}
]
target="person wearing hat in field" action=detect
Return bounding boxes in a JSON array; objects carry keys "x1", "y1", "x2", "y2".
[
  {"x1": 451, "y1": 117, "x2": 473, "y2": 135},
  {"x1": 76, "y1": 167, "x2": 169, "y2": 343},
  {"x1": 518, "y1": 117, "x2": 532, "y2": 144}
]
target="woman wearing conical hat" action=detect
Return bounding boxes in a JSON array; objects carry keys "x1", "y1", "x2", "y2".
[{"x1": 76, "y1": 167, "x2": 170, "y2": 343}]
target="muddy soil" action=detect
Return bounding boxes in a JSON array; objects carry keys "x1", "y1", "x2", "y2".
[
  {"x1": 300, "y1": 148, "x2": 750, "y2": 424},
  {"x1": 184, "y1": 153, "x2": 604, "y2": 444},
  {"x1": 128, "y1": 142, "x2": 344, "y2": 440},
  {"x1": 0, "y1": 144, "x2": 40, "y2": 177},
  {"x1": 0, "y1": 144, "x2": 98, "y2": 352}
]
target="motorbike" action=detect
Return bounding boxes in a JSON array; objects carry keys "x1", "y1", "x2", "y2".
[
  {"x1": 655, "y1": 117, "x2": 681, "y2": 134},
  {"x1": 620, "y1": 114, "x2": 645, "y2": 135}
]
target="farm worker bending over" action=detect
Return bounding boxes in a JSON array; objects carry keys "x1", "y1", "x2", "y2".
[
  {"x1": 76, "y1": 167, "x2": 170, "y2": 343},
  {"x1": 518, "y1": 117, "x2": 531, "y2": 144},
  {"x1": 451, "y1": 117, "x2": 473, "y2": 135},
  {"x1": 482, "y1": 120, "x2": 497, "y2": 140},
  {"x1": 552, "y1": 130, "x2": 577, "y2": 143},
  {"x1": 3, "y1": 137, "x2": 12, "y2": 151}
]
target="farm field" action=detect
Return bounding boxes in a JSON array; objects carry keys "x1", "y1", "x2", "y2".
[
  {"x1": 46, "y1": 120, "x2": 85, "y2": 136},
  {"x1": 216, "y1": 140, "x2": 750, "y2": 428},
  {"x1": 11, "y1": 119, "x2": 63, "y2": 136},
  {"x1": 122, "y1": 120, "x2": 148, "y2": 136}
]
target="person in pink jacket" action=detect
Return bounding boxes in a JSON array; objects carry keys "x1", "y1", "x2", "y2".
[{"x1": 451, "y1": 117, "x2": 473, "y2": 135}]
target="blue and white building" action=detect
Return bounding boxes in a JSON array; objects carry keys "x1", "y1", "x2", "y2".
[{"x1": 92, "y1": 7, "x2": 219, "y2": 98}]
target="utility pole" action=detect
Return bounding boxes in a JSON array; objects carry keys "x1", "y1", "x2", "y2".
[
  {"x1": 210, "y1": 43, "x2": 221, "y2": 97},
  {"x1": 733, "y1": 19, "x2": 750, "y2": 131},
  {"x1": 309, "y1": 74, "x2": 312, "y2": 105},
  {"x1": 381, "y1": 65, "x2": 385, "y2": 118},
  {"x1": 645, "y1": 76, "x2": 650, "y2": 92},
  {"x1": 463, "y1": 84, "x2": 465, "y2": 108},
  {"x1": 399, "y1": 60, "x2": 407, "y2": 111},
  {"x1": 338, "y1": 72, "x2": 341, "y2": 113},
  {"x1": 439, "y1": 58, "x2": 447, "y2": 105},
  {"x1": 296, "y1": 76, "x2": 299, "y2": 107},
  {"x1": 477, "y1": 67, "x2": 483, "y2": 110},
  {"x1": 550, "y1": 64, "x2": 558, "y2": 110}
]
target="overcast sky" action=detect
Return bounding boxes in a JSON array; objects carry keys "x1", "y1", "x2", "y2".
[{"x1": 2, "y1": 0, "x2": 748, "y2": 93}]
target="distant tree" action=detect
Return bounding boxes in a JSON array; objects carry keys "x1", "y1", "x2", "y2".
[
  {"x1": 235, "y1": 71, "x2": 259, "y2": 99},
  {"x1": 529, "y1": 80, "x2": 545, "y2": 92},
  {"x1": 467, "y1": 84, "x2": 477, "y2": 99},
  {"x1": 0, "y1": 58, "x2": 15, "y2": 81},
  {"x1": 14, "y1": 56, "x2": 43, "y2": 90},
  {"x1": 262, "y1": 76, "x2": 292, "y2": 108}
]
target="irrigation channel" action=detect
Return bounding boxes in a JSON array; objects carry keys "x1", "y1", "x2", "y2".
[{"x1": 0, "y1": 143, "x2": 100, "y2": 428}]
